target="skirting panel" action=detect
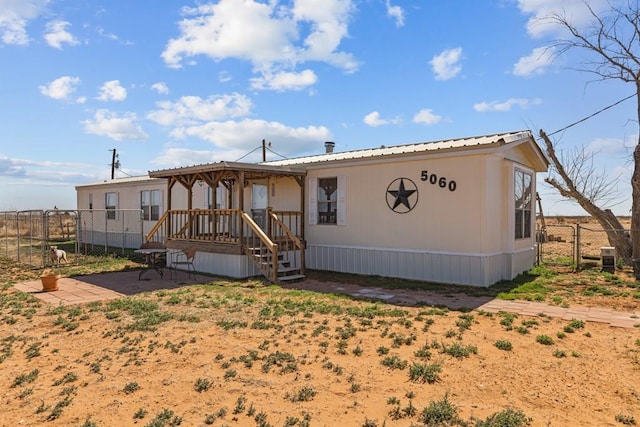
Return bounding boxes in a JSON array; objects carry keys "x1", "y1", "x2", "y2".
[
  {"x1": 306, "y1": 245, "x2": 536, "y2": 287},
  {"x1": 194, "y1": 252, "x2": 260, "y2": 279}
]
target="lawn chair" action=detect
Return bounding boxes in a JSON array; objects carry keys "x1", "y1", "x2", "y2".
[{"x1": 169, "y1": 246, "x2": 197, "y2": 282}]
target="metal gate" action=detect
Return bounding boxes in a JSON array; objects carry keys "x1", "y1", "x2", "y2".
[{"x1": 537, "y1": 224, "x2": 576, "y2": 268}]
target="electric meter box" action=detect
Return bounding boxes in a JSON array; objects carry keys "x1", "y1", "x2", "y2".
[{"x1": 601, "y1": 247, "x2": 616, "y2": 273}]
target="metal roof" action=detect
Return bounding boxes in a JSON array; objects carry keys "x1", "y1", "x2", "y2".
[
  {"x1": 75, "y1": 175, "x2": 164, "y2": 189},
  {"x1": 263, "y1": 131, "x2": 537, "y2": 166},
  {"x1": 148, "y1": 160, "x2": 306, "y2": 179}
]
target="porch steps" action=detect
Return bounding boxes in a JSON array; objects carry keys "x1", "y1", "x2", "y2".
[{"x1": 247, "y1": 246, "x2": 305, "y2": 284}]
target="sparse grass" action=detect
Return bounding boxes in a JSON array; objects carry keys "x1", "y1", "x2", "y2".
[
  {"x1": 536, "y1": 335, "x2": 554, "y2": 346},
  {"x1": 12, "y1": 369, "x2": 39, "y2": 387},
  {"x1": 475, "y1": 408, "x2": 532, "y2": 427},
  {"x1": 381, "y1": 355, "x2": 408, "y2": 370},
  {"x1": 0, "y1": 256, "x2": 639, "y2": 426},
  {"x1": 615, "y1": 413, "x2": 637, "y2": 425},
  {"x1": 495, "y1": 340, "x2": 513, "y2": 351},
  {"x1": 123, "y1": 381, "x2": 140, "y2": 394},
  {"x1": 408, "y1": 362, "x2": 441, "y2": 384},
  {"x1": 194, "y1": 377, "x2": 212, "y2": 393},
  {"x1": 285, "y1": 385, "x2": 317, "y2": 402},
  {"x1": 440, "y1": 342, "x2": 478, "y2": 358},
  {"x1": 418, "y1": 394, "x2": 461, "y2": 426}
]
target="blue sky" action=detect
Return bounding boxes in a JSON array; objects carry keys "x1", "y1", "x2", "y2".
[{"x1": 0, "y1": 0, "x2": 635, "y2": 215}]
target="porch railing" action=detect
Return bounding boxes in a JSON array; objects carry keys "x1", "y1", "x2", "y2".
[{"x1": 145, "y1": 209, "x2": 243, "y2": 244}]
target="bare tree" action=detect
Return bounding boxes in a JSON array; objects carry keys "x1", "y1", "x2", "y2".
[
  {"x1": 543, "y1": 2, "x2": 639, "y2": 275},
  {"x1": 540, "y1": 130, "x2": 632, "y2": 263}
]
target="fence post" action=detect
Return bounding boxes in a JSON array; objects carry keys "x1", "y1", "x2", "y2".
[
  {"x1": 575, "y1": 223, "x2": 581, "y2": 271},
  {"x1": 121, "y1": 212, "x2": 126, "y2": 255}
]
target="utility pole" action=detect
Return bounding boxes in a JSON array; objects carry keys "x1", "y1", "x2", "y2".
[
  {"x1": 262, "y1": 139, "x2": 266, "y2": 162},
  {"x1": 110, "y1": 148, "x2": 117, "y2": 179}
]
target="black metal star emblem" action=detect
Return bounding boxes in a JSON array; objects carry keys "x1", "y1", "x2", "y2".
[{"x1": 386, "y1": 178, "x2": 418, "y2": 213}]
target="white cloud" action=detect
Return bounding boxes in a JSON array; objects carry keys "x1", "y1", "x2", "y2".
[
  {"x1": 250, "y1": 69, "x2": 317, "y2": 91},
  {"x1": 364, "y1": 111, "x2": 386, "y2": 127},
  {"x1": 39, "y1": 76, "x2": 81, "y2": 101},
  {"x1": 513, "y1": 46, "x2": 555, "y2": 76},
  {"x1": 83, "y1": 109, "x2": 148, "y2": 141},
  {"x1": 430, "y1": 47, "x2": 462, "y2": 81},
  {"x1": 97, "y1": 80, "x2": 127, "y2": 101},
  {"x1": 363, "y1": 111, "x2": 401, "y2": 127},
  {"x1": 147, "y1": 93, "x2": 252, "y2": 127},
  {"x1": 412, "y1": 109, "x2": 442, "y2": 125},
  {"x1": 385, "y1": 0, "x2": 404, "y2": 27},
  {"x1": 0, "y1": 0, "x2": 48, "y2": 46},
  {"x1": 161, "y1": 0, "x2": 358, "y2": 91},
  {"x1": 516, "y1": 0, "x2": 609, "y2": 38},
  {"x1": 586, "y1": 136, "x2": 631, "y2": 156},
  {"x1": 43, "y1": 20, "x2": 78, "y2": 49},
  {"x1": 151, "y1": 148, "x2": 220, "y2": 168},
  {"x1": 169, "y1": 118, "x2": 332, "y2": 154},
  {"x1": 218, "y1": 71, "x2": 232, "y2": 83},
  {"x1": 151, "y1": 82, "x2": 169, "y2": 95},
  {"x1": 473, "y1": 97, "x2": 542, "y2": 112}
]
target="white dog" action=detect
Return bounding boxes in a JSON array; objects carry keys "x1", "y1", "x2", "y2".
[{"x1": 50, "y1": 246, "x2": 68, "y2": 264}]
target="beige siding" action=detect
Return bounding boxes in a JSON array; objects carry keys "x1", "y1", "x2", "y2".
[{"x1": 306, "y1": 154, "x2": 488, "y2": 253}]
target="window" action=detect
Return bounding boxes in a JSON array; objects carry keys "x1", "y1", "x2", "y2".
[
  {"x1": 206, "y1": 186, "x2": 227, "y2": 209},
  {"x1": 318, "y1": 177, "x2": 338, "y2": 224},
  {"x1": 105, "y1": 192, "x2": 117, "y2": 220},
  {"x1": 309, "y1": 176, "x2": 345, "y2": 225},
  {"x1": 141, "y1": 190, "x2": 161, "y2": 221},
  {"x1": 515, "y1": 170, "x2": 532, "y2": 239}
]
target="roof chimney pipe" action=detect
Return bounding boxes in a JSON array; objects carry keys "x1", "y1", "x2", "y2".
[{"x1": 324, "y1": 141, "x2": 335, "y2": 154}]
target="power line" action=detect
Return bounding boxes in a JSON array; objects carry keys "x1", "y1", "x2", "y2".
[
  {"x1": 234, "y1": 145, "x2": 261, "y2": 162},
  {"x1": 547, "y1": 93, "x2": 636, "y2": 137},
  {"x1": 266, "y1": 146, "x2": 289, "y2": 160}
]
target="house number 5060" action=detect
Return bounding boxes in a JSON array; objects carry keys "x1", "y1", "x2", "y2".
[{"x1": 420, "y1": 170, "x2": 457, "y2": 192}]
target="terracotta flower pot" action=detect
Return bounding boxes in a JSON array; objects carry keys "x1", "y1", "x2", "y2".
[{"x1": 41, "y1": 274, "x2": 60, "y2": 292}]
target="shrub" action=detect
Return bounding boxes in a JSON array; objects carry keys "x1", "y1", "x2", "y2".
[
  {"x1": 495, "y1": 340, "x2": 512, "y2": 351},
  {"x1": 536, "y1": 335, "x2": 553, "y2": 345},
  {"x1": 418, "y1": 394, "x2": 460, "y2": 426},
  {"x1": 475, "y1": 408, "x2": 532, "y2": 427},
  {"x1": 408, "y1": 363, "x2": 441, "y2": 384},
  {"x1": 381, "y1": 355, "x2": 407, "y2": 370}
]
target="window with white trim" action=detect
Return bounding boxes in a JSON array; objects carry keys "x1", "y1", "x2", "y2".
[
  {"x1": 141, "y1": 190, "x2": 161, "y2": 221},
  {"x1": 514, "y1": 169, "x2": 532, "y2": 239},
  {"x1": 105, "y1": 192, "x2": 117, "y2": 220},
  {"x1": 309, "y1": 176, "x2": 346, "y2": 226},
  {"x1": 318, "y1": 177, "x2": 338, "y2": 224}
]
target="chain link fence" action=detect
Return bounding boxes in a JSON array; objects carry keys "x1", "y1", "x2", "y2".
[
  {"x1": 0, "y1": 209, "x2": 143, "y2": 269},
  {"x1": 537, "y1": 221, "x2": 635, "y2": 271}
]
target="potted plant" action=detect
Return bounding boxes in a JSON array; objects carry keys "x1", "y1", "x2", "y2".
[{"x1": 40, "y1": 269, "x2": 60, "y2": 292}]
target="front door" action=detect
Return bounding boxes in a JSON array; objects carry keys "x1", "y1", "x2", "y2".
[{"x1": 251, "y1": 184, "x2": 268, "y2": 228}]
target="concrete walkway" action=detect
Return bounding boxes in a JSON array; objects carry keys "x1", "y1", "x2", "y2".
[{"x1": 13, "y1": 271, "x2": 640, "y2": 329}]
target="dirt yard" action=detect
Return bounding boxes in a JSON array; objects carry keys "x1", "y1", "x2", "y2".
[{"x1": 1, "y1": 260, "x2": 640, "y2": 427}]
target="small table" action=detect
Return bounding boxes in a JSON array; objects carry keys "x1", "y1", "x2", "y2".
[{"x1": 135, "y1": 248, "x2": 167, "y2": 280}]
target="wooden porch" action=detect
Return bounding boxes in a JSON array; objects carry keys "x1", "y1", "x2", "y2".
[{"x1": 146, "y1": 162, "x2": 307, "y2": 283}]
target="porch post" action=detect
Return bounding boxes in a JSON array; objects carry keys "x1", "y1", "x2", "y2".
[
  {"x1": 238, "y1": 170, "x2": 245, "y2": 242},
  {"x1": 298, "y1": 175, "x2": 306, "y2": 275},
  {"x1": 167, "y1": 178, "x2": 176, "y2": 241}
]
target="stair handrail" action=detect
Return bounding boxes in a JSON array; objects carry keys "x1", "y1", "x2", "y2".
[
  {"x1": 144, "y1": 210, "x2": 169, "y2": 243},
  {"x1": 269, "y1": 211, "x2": 305, "y2": 275},
  {"x1": 269, "y1": 211, "x2": 302, "y2": 247},
  {"x1": 241, "y1": 212, "x2": 279, "y2": 282}
]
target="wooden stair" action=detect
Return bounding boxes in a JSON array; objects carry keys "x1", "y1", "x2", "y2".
[{"x1": 247, "y1": 246, "x2": 305, "y2": 283}]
